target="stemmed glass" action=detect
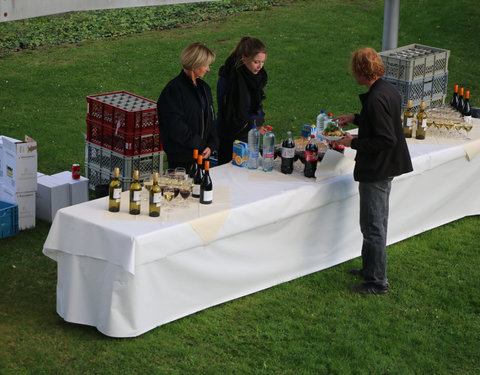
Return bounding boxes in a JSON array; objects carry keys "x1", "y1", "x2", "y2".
[
  {"x1": 174, "y1": 167, "x2": 186, "y2": 182},
  {"x1": 464, "y1": 122, "x2": 473, "y2": 140},
  {"x1": 179, "y1": 179, "x2": 193, "y2": 207},
  {"x1": 162, "y1": 186, "x2": 175, "y2": 212}
]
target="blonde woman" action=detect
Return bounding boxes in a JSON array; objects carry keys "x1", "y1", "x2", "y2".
[{"x1": 157, "y1": 42, "x2": 218, "y2": 170}]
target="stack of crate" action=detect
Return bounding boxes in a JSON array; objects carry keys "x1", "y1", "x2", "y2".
[
  {"x1": 85, "y1": 91, "x2": 164, "y2": 190},
  {"x1": 379, "y1": 44, "x2": 450, "y2": 112}
]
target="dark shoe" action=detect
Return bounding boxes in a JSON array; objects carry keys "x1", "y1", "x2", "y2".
[
  {"x1": 349, "y1": 268, "x2": 364, "y2": 277},
  {"x1": 350, "y1": 283, "x2": 389, "y2": 295}
]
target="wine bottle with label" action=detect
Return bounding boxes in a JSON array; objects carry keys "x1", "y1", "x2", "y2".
[
  {"x1": 415, "y1": 101, "x2": 427, "y2": 140},
  {"x1": 129, "y1": 170, "x2": 142, "y2": 215},
  {"x1": 450, "y1": 84, "x2": 459, "y2": 109},
  {"x1": 192, "y1": 154, "x2": 203, "y2": 198},
  {"x1": 200, "y1": 160, "x2": 213, "y2": 205},
  {"x1": 149, "y1": 172, "x2": 161, "y2": 217},
  {"x1": 402, "y1": 100, "x2": 414, "y2": 138},
  {"x1": 108, "y1": 167, "x2": 122, "y2": 212},
  {"x1": 457, "y1": 87, "x2": 465, "y2": 113},
  {"x1": 462, "y1": 90, "x2": 472, "y2": 124},
  {"x1": 189, "y1": 149, "x2": 198, "y2": 179}
]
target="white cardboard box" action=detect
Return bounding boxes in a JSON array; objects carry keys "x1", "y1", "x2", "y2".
[
  {"x1": 2, "y1": 136, "x2": 38, "y2": 193},
  {"x1": 0, "y1": 186, "x2": 35, "y2": 230},
  {"x1": 36, "y1": 175, "x2": 70, "y2": 223},
  {"x1": 51, "y1": 171, "x2": 89, "y2": 206},
  {"x1": 0, "y1": 135, "x2": 22, "y2": 180}
]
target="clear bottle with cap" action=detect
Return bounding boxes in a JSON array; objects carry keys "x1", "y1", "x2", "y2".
[
  {"x1": 262, "y1": 126, "x2": 275, "y2": 172},
  {"x1": 247, "y1": 124, "x2": 260, "y2": 169}
]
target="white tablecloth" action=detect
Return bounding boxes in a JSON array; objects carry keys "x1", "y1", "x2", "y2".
[{"x1": 43, "y1": 122, "x2": 480, "y2": 337}]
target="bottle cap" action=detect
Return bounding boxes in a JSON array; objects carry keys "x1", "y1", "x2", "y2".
[
  {"x1": 204, "y1": 161, "x2": 210, "y2": 170},
  {"x1": 198, "y1": 155, "x2": 203, "y2": 165},
  {"x1": 465, "y1": 90, "x2": 470, "y2": 99},
  {"x1": 454, "y1": 84, "x2": 458, "y2": 92},
  {"x1": 460, "y1": 87, "x2": 464, "y2": 95},
  {"x1": 193, "y1": 149, "x2": 198, "y2": 158},
  {"x1": 407, "y1": 99, "x2": 412, "y2": 107}
]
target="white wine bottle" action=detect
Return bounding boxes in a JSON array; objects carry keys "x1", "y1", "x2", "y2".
[
  {"x1": 200, "y1": 160, "x2": 213, "y2": 205},
  {"x1": 415, "y1": 101, "x2": 427, "y2": 140},
  {"x1": 108, "y1": 167, "x2": 122, "y2": 212},
  {"x1": 129, "y1": 170, "x2": 142, "y2": 215},
  {"x1": 402, "y1": 100, "x2": 414, "y2": 138},
  {"x1": 149, "y1": 172, "x2": 161, "y2": 217}
]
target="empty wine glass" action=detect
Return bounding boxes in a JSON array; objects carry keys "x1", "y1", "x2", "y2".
[{"x1": 174, "y1": 167, "x2": 186, "y2": 181}]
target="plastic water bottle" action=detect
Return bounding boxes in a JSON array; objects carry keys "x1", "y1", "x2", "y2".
[
  {"x1": 247, "y1": 124, "x2": 260, "y2": 169},
  {"x1": 316, "y1": 110, "x2": 327, "y2": 137},
  {"x1": 262, "y1": 126, "x2": 275, "y2": 172}
]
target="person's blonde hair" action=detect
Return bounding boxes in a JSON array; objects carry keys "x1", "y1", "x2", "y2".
[
  {"x1": 180, "y1": 42, "x2": 215, "y2": 70},
  {"x1": 350, "y1": 47, "x2": 385, "y2": 81}
]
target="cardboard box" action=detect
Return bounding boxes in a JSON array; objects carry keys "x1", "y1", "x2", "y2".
[
  {"x1": 51, "y1": 171, "x2": 89, "y2": 205},
  {"x1": 232, "y1": 140, "x2": 248, "y2": 167},
  {"x1": 1, "y1": 135, "x2": 22, "y2": 180},
  {"x1": 0, "y1": 186, "x2": 35, "y2": 230},
  {"x1": 2, "y1": 136, "x2": 37, "y2": 193},
  {"x1": 36, "y1": 175, "x2": 70, "y2": 223}
]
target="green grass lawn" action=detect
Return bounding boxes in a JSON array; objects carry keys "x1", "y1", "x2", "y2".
[{"x1": 1, "y1": 0, "x2": 479, "y2": 373}]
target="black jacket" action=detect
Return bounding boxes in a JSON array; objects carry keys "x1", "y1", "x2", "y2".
[
  {"x1": 351, "y1": 78, "x2": 413, "y2": 182},
  {"x1": 157, "y1": 70, "x2": 218, "y2": 163}
]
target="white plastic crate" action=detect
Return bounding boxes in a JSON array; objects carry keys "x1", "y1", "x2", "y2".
[
  {"x1": 401, "y1": 94, "x2": 446, "y2": 114},
  {"x1": 380, "y1": 44, "x2": 450, "y2": 81}
]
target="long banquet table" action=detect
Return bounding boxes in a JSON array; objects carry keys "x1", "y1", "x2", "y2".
[{"x1": 43, "y1": 123, "x2": 480, "y2": 337}]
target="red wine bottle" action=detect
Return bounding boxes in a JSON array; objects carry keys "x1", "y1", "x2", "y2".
[
  {"x1": 463, "y1": 90, "x2": 472, "y2": 123},
  {"x1": 189, "y1": 149, "x2": 198, "y2": 179},
  {"x1": 457, "y1": 87, "x2": 465, "y2": 112},
  {"x1": 200, "y1": 161, "x2": 213, "y2": 205},
  {"x1": 192, "y1": 155, "x2": 203, "y2": 198},
  {"x1": 450, "y1": 84, "x2": 459, "y2": 109}
]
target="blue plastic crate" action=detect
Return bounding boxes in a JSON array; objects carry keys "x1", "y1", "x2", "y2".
[{"x1": 0, "y1": 200, "x2": 19, "y2": 239}]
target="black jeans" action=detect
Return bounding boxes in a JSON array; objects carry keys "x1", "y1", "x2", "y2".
[{"x1": 358, "y1": 178, "x2": 393, "y2": 288}]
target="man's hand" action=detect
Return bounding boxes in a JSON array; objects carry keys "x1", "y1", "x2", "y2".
[
  {"x1": 337, "y1": 132, "x2": 355, "y2": 148},
  {"x1": 333, "y1": 114, "x2": 355, "y2": 127}
]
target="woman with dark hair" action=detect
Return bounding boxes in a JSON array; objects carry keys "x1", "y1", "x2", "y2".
[
  {"x1": 157, "y1": 42, "x2": 218, "y2": 170},
  {"x1": 216, "y1": 36, "x2": 268, "y2": 165}
]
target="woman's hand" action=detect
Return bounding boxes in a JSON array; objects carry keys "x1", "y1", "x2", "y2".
[{"x1": 202, "y1": 147, "x2": 212, "y2": 159}]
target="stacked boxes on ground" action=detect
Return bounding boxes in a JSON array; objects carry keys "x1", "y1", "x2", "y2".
[
  {"x1": 0, "y1": 135, "x2": 37, "y2": 230},
  {"x1": 379, "y1": 44, "x2": 450, "y2": 112},
  {"x1": 85, "y1": 91, "x2": 164, "y2": 190}
]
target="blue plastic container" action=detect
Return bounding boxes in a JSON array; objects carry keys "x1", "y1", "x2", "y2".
[{"x1": 0, "y1": 200, "x2": 19, "y2": 239}]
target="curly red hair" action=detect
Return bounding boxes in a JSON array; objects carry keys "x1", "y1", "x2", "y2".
[{"x1": 350, "y1": 47, "x2": 385, "y2": 81}]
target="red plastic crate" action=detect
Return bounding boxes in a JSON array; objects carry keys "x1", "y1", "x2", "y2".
[{"x1": 86, "y1": 91, "x2": 158, "y2": 133}]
